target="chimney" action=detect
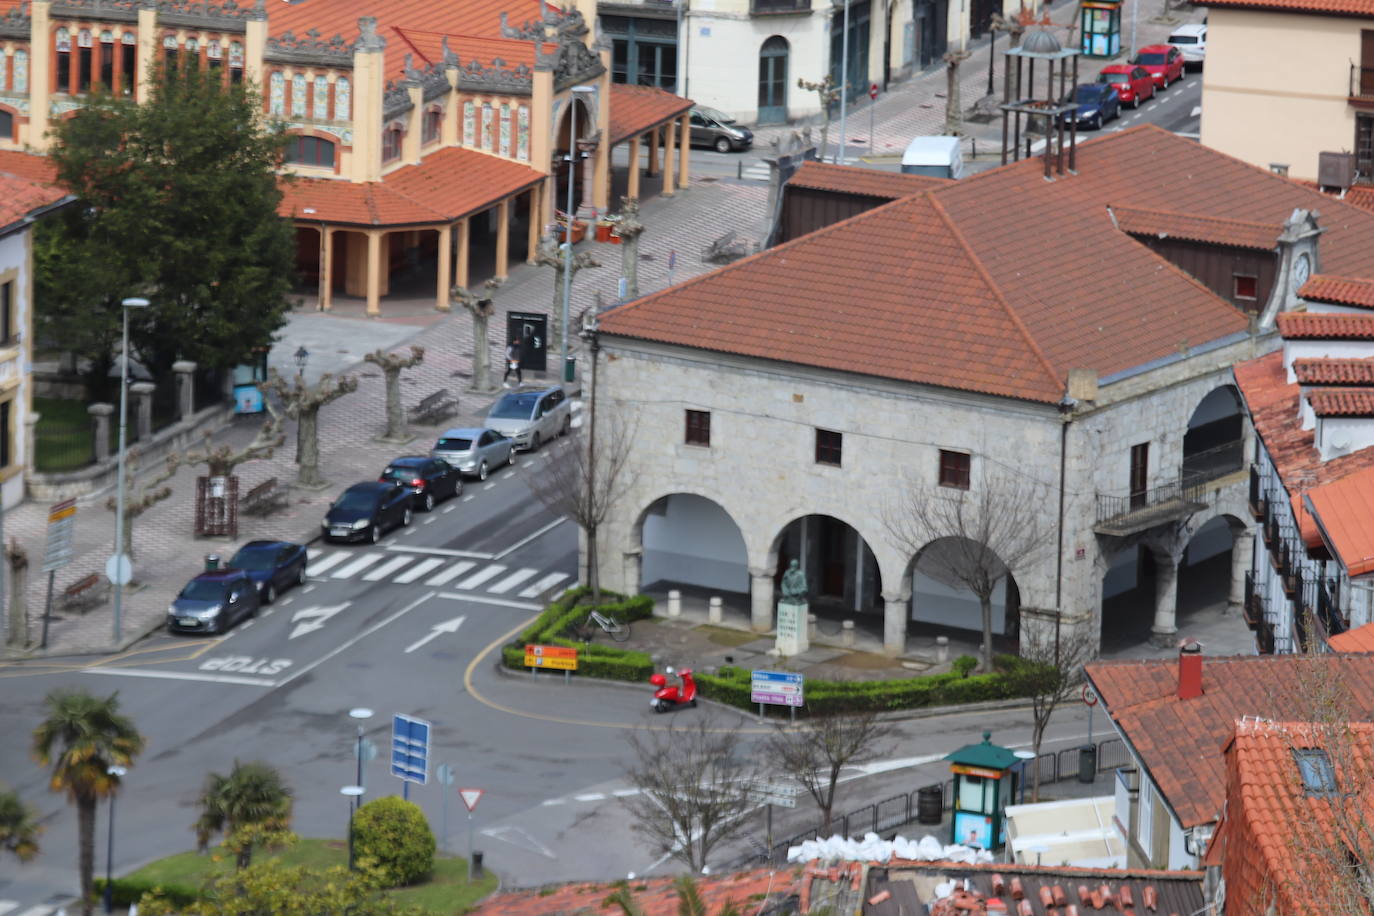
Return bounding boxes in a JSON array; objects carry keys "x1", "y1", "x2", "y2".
[{"x1": 1178, "y1": 640, "x2": 1203, "y2": 700}]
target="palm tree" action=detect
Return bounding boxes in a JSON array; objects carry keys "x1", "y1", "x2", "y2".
[
  {"x1": 193, "y1": 760, "x2": 292, "y2": 868},
  {"x1": 31, "y1": 688, "x2": 144, "y2": 916},
  {"x1": 0, "y1": 787, "x2": 41, "y2": 862},
  {"x1": 604, "y1": 875, "x2": 745, "y2": 916}
]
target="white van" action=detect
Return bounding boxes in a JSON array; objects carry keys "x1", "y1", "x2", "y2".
[{"x1": 900, "y1": 135, "x2": 965, "y2": 179}]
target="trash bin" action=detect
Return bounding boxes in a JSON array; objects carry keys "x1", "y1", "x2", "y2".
[
  {"x1": 472, "y1": 851, "x2": 484, "y2": 878},
  {"x1": 916, "y1": 785, "x2": 943, "y2": 824},
  {"x1": 205, "y1": 554, "x2": 220, "y2": 571},
  {"x1": 563, "y1": 356, "x2": 577, "y2": 383},
  {"x1": 1078, "y1": 744, "x2": 1097, "y2": 783}
]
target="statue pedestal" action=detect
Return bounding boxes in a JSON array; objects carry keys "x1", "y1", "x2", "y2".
[{"x1": 775, "y1": 601, "x2": 810, "y2": 657}]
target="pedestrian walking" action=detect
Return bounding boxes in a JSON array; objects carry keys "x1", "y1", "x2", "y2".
[{"x1": 503, "y1": 337, "x2": 523, "y2": 387}]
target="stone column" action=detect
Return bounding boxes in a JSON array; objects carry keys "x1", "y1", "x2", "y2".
[
  {"x1": 628, "y1": 135, "x2": 642, "y2": 199},
  {"x1": 1228, "y1": 530, "x2": 1254, "y2": 615},
  {"x1": 622, "y1": 548, "x2": 642, "y2": 596},
  {"x1": 678, "y1": 115, "x2": 691, "y2": 189},
  {"x1": 88, "y1": 403, "x2": 114, "y2": 462},
  {"x1": 455, "y1": 218, "x2": 470, "y2": 291},
  {"x1": 495, "y1": 199, "x2": 510, "y2": 280},
  {"x1": 130, "y1": 381, "x2": 155, "y2": 442},
  {"x1": 749, "y1": 567, "x2": 774, "y2": 632},
  {"x1": 526, "y1": 185, "x2": 542, "y2": 266},
  {"x1": 883, "y1": 591, "x2": 910, "y2": 657},
  {"x1": 662, "y1": 121, "x2": 677, "y2": 198},
  {"x1": 319, "y1": 226, "x2": 334, "y2": 311},
  {"x1": 23, "y1": 411, "x2": 38, "y2": 475},
  {"x1": 1151, "y1": 551, "x2": 1180, "y2": 646},
  {"x1": 435, "y1": 223, "x2": 452, "y2": 310},
  {"x1": 173, "y1": 360, "x2": 197, "y2": 419},
  {"x1": 366, "y1": 230, "x2": 383, "y2": 317},
  {"x1": 579, "y1": 141, "x2": 597, "y2": 218},
  {"x1": 647, "y1": 126, "x2": 659, "y2": 176}
]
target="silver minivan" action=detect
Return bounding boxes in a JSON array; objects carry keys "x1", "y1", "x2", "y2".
[{"x1": 485, "y1": 387, "x2": 572, "y2": 451}]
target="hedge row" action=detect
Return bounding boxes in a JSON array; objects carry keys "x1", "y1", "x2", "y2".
[
  {"x1": 94, "y1": 877, "x2": 200, "y2": 908},
  {"x1": 502, "y1": 587, "x2": 655, "y2": 683}
]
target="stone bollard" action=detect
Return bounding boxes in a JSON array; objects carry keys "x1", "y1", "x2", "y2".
[
  {"x1": 708, "y1": 596, "x2": 722, "y2": 624},
  {"x1": 667, "y1": 589, "x2": 681, "y2": 618},
  {"x1": 173, "y1": 360, "x2": 197, "y2": 419},
  {"x1": 936, "y1": 635, "x2": 950, "y2": 663},
  {"x1": 130, "y1": 381, "x2": 156, "y2": 442},
  {"x1": 23, "y1": 411, "x2": 39, "y2": 473},
  {"x1": 808, "y1": 613, "x2": 817, "y2": 640},
  {"x1": 88, "y1": 403, "x2": 114, "y2": 462},
  {"x1": 841, "y1": 619, "x2": 856, "y2": 649}
]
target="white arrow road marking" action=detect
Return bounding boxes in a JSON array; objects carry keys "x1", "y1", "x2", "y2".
[
  {"x1": 404, "y1": 615, "x2": 465, "y2": 654},
  {"x1": 1190, "y1": 105, "x2": 1201, "y2": 117},
  {"x1": 289, "y1": 602, "x2": 350, "y2": 639}
]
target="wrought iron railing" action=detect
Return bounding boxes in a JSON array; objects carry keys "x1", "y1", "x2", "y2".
[
  {"x1": 751, "y1": 0, "x2": 811, "y2": 12},
  {"x1": 1248, "y1": 465, "x2": 1266, "y2": 519},
  {"x1": 1181, "y1": 441, "x2": 1245, "y2": 485},
  {"x1": 1351, "y1": 62, "x2": 1374, "y2": 99},
  {"x1": 1319, "y1": 581, "x2": 1347, "y2": 635},
  {"x1": 1095, "y1": 477, "x2": 1208, "y2": 525}
]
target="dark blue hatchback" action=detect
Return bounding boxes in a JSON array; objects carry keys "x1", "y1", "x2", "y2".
[
  {"x1": 1057, "y1": 83, "x2": 1120, "y2": 130},
  {"x1": 168, "y1": 568, "x2": 260, "y2": 635},
  {"x1": 227, "y1": 540, "x2": 308, "y2": 604}
]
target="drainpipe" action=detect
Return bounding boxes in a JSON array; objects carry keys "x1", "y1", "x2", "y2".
[{"x1": 1056, "y1": 395, "x2": 1075, "y2": 611}]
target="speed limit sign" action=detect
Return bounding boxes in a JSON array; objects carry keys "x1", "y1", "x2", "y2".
[
  {"x1": 1082, "y1": 683, "x2": 1098, "y2": 706},
  {"x1": 869, "y1": 83, "x2": 879, "y2": 100}
]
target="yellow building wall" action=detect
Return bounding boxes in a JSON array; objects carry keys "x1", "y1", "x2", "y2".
[{"x1": 1201, "y1": 6, "x2": 1363, "y2": 181}]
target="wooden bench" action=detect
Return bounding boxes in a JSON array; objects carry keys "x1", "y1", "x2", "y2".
[
  {"x1": 240, "y1": 477, "x2": 289, "y2": 516},
  {"x1": 61, "y1": 573, "x2": 110, "y2": 614},
  {"x1": 703, "y1": 230, "x2": 755, "y2": 265},
  {"x1": 408, "y1": 389, "x2": 459, "y2": 425}
]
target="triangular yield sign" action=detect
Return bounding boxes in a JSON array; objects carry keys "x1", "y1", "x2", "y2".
[{"x1": 459, "y1": 788, "x2": 484, "y2": 812}]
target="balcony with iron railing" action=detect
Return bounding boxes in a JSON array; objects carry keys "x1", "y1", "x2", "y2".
[
  {"x1": 1248, "y1": 465, "x2": 1266, "y2": 520},
  {"x1": 1095, "y1": 476, "x2": 1209, "y2": 537},
  {"x1": 751, "y1": 0, "x2": 811, "y2": 13},
  {"x1": 1181, "y1": 441, "x2": 1245, "y2": 487},
  {"x1": 1318, "y1": 580, "x2": 1347, "y2": 635},
  {"x1": 1352, "y1": 62, "x2": 1374, "y2": 105},
  {"x1": 1243, "y1": 571, "x2": 1262, "y2": 630}
]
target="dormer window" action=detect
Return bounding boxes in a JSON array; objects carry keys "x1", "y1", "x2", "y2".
[
  {"x1": 422, "y1": 106, "x2": 442, "y2": 144},
  {"x1": 382, "y1": 124, "x2": 403, "y2": 162},
  {"x1": 1293, "y1": 748, "x2": 1337, "y2": 795}
]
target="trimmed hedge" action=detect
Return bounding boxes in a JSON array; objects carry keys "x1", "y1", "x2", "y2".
[
  {"x1": 353, "y1": 796, "x2": 435, "y2": 887},
  {"x1": 503, "y1": 587, "x2": 655, "y2": 683},
  {"x1": 93, "y1": 877, "x2": 200, "y2": 909}
]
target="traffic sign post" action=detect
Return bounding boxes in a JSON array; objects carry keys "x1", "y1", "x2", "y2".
[
  {"x1": 751, "y1": 669, "x2": 804, "y2": 722},
  {"x1": 525, "y1": 644, "x2": 577, "y2": 683},
  {"x1": 459, "y1": 788, "x2": 484, "y2": 881},
  {"x1": 38, "y1": 500, "x2": 77, "y2": 649},
  {"x1": 436, "y1": 764, "x2": 455, "y2": 853},
  {"x1": 390, "y1": 714, "x2": 431, "y2": 801}
]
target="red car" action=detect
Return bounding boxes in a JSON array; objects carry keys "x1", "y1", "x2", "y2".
[
  {"x1": 1097, "y1": 64, "x2": 1155, "y2": 108},
  {"x1": 1133, "y1": 44, "x2": 1186, "y2": 89}
]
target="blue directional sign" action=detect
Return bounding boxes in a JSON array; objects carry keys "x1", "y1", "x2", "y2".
[
  {"x1": 750, "y1": 669, "x2": 804, "y2": 707},
  {"x1": 390, "y1": 713, "x2": 431, "y2": 785}
]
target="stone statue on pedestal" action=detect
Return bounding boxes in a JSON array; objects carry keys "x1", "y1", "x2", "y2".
[
  {"x1": 780, "y1": 559, "x2": 808, "y2": 605},
  {"x1": 775, "y1": 559, "x2": 810, "y2": 656}
]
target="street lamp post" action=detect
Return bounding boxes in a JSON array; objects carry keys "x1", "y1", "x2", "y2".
[
  {"x1": 103, "y1": 764, "x2": 128, "y2": 914},
  {"x1": 293, "y1": 347, "x2": 309, "y2": 462},
  {"x1": 560, "y1": 84, "x2": 598, "y2": 384},
  {"x1": 348, "y1": 707, "x2": 373, "y2": 812},
  {"x1": 1013, "y1": 749, "x2": 1035, "y2": 804},
  {"x1": 837, "y1": 0, "x2": 851, "y2": 164},
  {"x1": 111, "y1": 297, "x2": 149, "y2": 644},
  {"x1": 340, "y1": 785, "x2": 365, "y2": 870}
]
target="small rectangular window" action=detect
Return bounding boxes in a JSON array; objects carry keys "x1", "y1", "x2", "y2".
[
  {"x1": 286, "y1": 136, "x2": 335, "y2": 168},
  {"x1": 121, "y1": 43, "x2": 136, "y2": 94},
  {"x1": 56, "y1": 51, "x2": 70, "y2": 93},
  {"x1": 1233, "y1": 274, "x2": 1258, "y2": 300},
  {"x1": 78, "y1": 45, "x2": 92, "y2": 92},
  {"x1": 382, "y1": 127, "x2": 402, "y2": 162},
  {"x1": 422, "y1": 108, "x2": 442, "y2": 144},
  {"x1": 685, "y1": 410, "x2": 710, "y2": 446},
  {"x1": 0, "y1": 399, "x2": 10, "y2": 469},
  {"x1": 815, "y1": 428, "x2": 842, "y2": 466},
  {"x1": 1293, "y1": 748, "x2": 1337, "y2": 795},
  {"x1": 0, "y1": 282, "x2": 12, "y2": 345},
  {"x1": 939, "y1": 449, "x2": 971, "y2": 489}
]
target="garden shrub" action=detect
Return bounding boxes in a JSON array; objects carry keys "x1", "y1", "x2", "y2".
[
  {"x1": 952, "y1": 655, "x2": 978, "y2": 678},
  {"x1": 94, "y1": 877, "x2": 200, "y2": 909},
  {"x1": 351, "y1": 796, "x2": 434, "y2": 887}
]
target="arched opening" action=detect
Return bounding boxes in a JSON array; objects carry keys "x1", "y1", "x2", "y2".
[
  {"x1": 554, "y1": 97, "x2": 593, "y2": 214},
  {"x1": 772, "y1": 515, "x2": 883, "y2": 620},
  {"x1": 908, "y1": 536, "x2": 1020, "y2": 655},
  {"x1": 638, "y1": 493, "x2": 749, "y2": 597},
  {"x1": 1182, "y1": 385, "x2": 1245, "y2": 485},
  {"x1": 758, "y1": 37, "x2": 789, "y2": 124}
]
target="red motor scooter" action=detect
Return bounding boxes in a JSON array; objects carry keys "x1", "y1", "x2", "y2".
[{"x1": 649, "y1": 666, "x2": 698, "y2": 713}]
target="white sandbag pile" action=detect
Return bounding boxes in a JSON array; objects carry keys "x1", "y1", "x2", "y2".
[{"x1": 787, "y1": 832, "x2": 996, "y2": 865}]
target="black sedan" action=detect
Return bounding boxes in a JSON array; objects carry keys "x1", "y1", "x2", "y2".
[
  {"x1": 168, "y1": 569, "x2": 260, "y2": 635},
  {"x1": 380, "y1": 456, "x2": 463, "y2": 512},
  {"x1": 1057, "y1": 83, "x2": 1120, "y2": 130},
  {"x1": 227, "y1": 540, "x2": 308, "y2": 604},
  {"x1": 322, "y1": 481, "x2": 412, "y2": 544}
]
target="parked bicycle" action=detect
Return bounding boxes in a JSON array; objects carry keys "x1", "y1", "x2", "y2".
[{"x1": 579, "y1": 608, "x2": 630, "y2": 642}]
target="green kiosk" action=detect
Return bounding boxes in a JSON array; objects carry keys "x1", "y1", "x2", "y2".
[
  {"x1": 945, "y1": 731, "x2": 1018, "y2": 851},
  {"x1": 1079, "y1": 0, "x2": 1122, "y2": 57}
]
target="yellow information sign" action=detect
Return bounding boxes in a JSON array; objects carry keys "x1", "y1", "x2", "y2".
[{"x1": 525, "y1": 644, "x2": 578, "y2": 671}]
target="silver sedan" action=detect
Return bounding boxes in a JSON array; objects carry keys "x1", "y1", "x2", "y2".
[{"x1": 430, "y1": 427, "x2": 516, "y2": 481}]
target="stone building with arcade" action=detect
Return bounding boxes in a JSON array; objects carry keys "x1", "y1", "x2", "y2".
[{"x1": 0, "y1": 0, "x2": 693, "y2": 316}]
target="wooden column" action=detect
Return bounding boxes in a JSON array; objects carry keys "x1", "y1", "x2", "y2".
[
  {"x1": 455, "y1": 216, "x2": 470, "y2": 290},
  {"x1": 646, "y1": 126, "x2": 659, "y2": 177},
  {"x1": 436, "y1": 222, "x2": 452, "y2": 309},
  {"x1": 319, "y1": 226, "x2": 333, "y2": 311},
  {"x1": 662, "y1": 120, "x2": 677, "y2": 198},
  {"x1": 365, "y1": 229, "x2": 383, "y2": 317},
  {"x1": 526, "y1": 185, "x2": 541, "y2": 265},
  {"x1": 678, "y1": 115, "x2": 691, "y2": 189},
  {"x1": 495, "y1": 200, "x2": 510, "y2": 280},
  {"x1": 628, "y1": 135, "x2": 641, "y2": 199}
]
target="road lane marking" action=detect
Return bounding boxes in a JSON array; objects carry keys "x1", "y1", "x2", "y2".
[
  {"x1": 1190, "y1": 105, "x2": 1201, "y2": 116},
  {"x1": 463, "y1": 495, "x2": 475, "y2": 501},
  {"x1": 307, "y1": 552, "x2": 349, "y2": 575},
  {"x1": 363, "y1": 556, "x2": 413, "y2": 581},
  {"x1": 394, "y1": 558, "x2": 444, "y2": 583},
  {"x1": 333, "y1": 554, "x2": 383, "y2": 578},
  {"x1": 303, "y1": 585, "x2": 315, "y2": 594},
  {"x1": 423, "y1": 517, "x2": 436, "y2": 524},
  {"x1": 83, "y1": 667, "x2": 277, "y2": 687},
  {"x1": 274, "y1": 591, "x2": 437, "y2": 689},
  {"x1": 453, "y1": 565, "x2": 507, "y2": 590},
  {"x1": 437, "y1": 593, "x2": 542, "y2": 611},
  {"x1": 385, "y1": 545, "x2": 493, "y2": 559},
  {"x1": 404, "y1": 615, "x2": 465, "y2": 653},
  {"x1": 307, "y1": 548, "x2": 323, "y2": 561},
  {"x1": 483, "y1": 482, "x2": 496, "y2": 490},
  {"x1": 519, "y1": 572, "x2": 570, "y2": 598},
  {"x1": 442, "y1": 504, "x2": 458, "y2": 513},
  {"x1": 493, "y1": 517, "x2": 569, "y2": 560},
  {"x1": 425, "y1": 561, "x2": 476, "y2": 586},
  {"x1": 488, "y1": 568, "x2": 538, "y2": 594}
]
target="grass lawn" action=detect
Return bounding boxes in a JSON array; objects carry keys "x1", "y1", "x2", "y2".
[{"x1": 124, "y1": 838, "x2": 498, "y2": 914}]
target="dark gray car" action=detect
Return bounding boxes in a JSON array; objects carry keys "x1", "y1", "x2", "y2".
[
  {"x1": 690, "y1": 106, "x2": 753, "y2": 153},
  {"x1": 431, "y1": 427, "x2": 516, "y2": 481},
  {"x1": 167, "y1": 569, "x2": 260, "y2": 635}
]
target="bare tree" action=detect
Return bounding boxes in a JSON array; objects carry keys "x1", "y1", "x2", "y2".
[
  {"x1": 943, "y1": 48, "x2": 973, "y2": 136},
  {"x1": 261, "y1": 370, "x2": 358, "y2": 490},
  {"x1": 364, "y1": 345, "x2": 425, "y2": 443},
  {"x1": 885, "y1": 470, "x2": 1051, "y2": 672},
  {"x1": 183, "y1": 404, "x2": 285, "y2": 478},
  {"x1": 451, "y1": 279, "x2": 502, "y2": 393},
  {"x1": 767, "y1": 706, "x2": 890, "y2": 835},
  {"x1": 1000, "y1": 619, "x2": 1095, "y2": 800},
  {"x1": 797, "y1": 75, "x2": 840, "y2": 162},
  {"x1": 614, "y1": 197, "x2": 645, "y2": 300},
  {"x1": 620, "y1": 714, "x2": 759, "y2": 872},
  {"x1": 105, "y1": 450, "x2": 177, "y2": 563},
  {"x1": 534, "y1": 233, "x2": 600, "y2": 360}
]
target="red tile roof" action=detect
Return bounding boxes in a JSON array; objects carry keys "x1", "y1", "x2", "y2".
[
  {"x1": 1200, "y1": 0, "x2": 1374, "y2": 15},
  {"x1": 1299, "y1": 273, "x2": 1374, "y2": 310},
  {"x1": 468, "y1": 866, "x2": 800, "y2": 916},
  {"x1": 1084, "y1": 653, "x2": 1374, "y2": 828},
  {"x1": 1303, "y1": 465, "x2": 1374, "y2": 575},
  {"x1": 388, "y1": 27, "x2": 536, "y2": 82},
  {"x1": 267, "y1": 0, "x2": 548, "y2": 44},
  {"x1": 0, "y1": 150, "x2": 58, "y2": 184},
  {"x1": 1330, "y1": 621, "x2": 1374, "y2": 651},
  {"x1": 607, "y1": 83, "x2": 693, "y2": 146},
  {"x1": 1110, "y1": 204, "x2": 1280, "y2": 250},
  {"x1": 787, "y1": 161, "x2": 950, "y2": 198},
  {"x1": 1277, "y1": 312, "x2": 1374, "y2": 339},
  {"x1": 0, "y1": 173, "x2": 68, "y2": 231},
  {"x1": 1292, "y1": 357, "x2": 1374, "y2": 385},
  {"x1": 1291, "y1": 492, "x2": 1324, "y2": 550},
  {"x1": 278, "y1": 147, "x2": 543, "y2": 226},
  {"x1": 1308, "y1": 387, "x2": 1374, "y2": 416}
]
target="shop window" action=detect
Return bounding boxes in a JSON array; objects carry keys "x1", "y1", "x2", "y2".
[
  {"x1": 286, "y1": 135, "x2": 335, "y2": 168},
  {"x1": 939, "y1": 449, "x2": 971, "y2": 489},
  {"x1": 815, "y1": 428, "x2": 842, "y2": 466},
  {"x1": 685, "y1": 410, "x2": 710, "y2": 446}
]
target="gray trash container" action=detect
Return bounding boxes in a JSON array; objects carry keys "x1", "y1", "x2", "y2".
[
  {"x1": 1078, "y1": 744, "x2": 1097, "y2": 783},
  {"x1": 916, "y1": 785, "x2": 943, "y2": 824}
]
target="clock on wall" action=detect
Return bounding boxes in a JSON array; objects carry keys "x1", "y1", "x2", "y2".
[{"x1": 1294, "y1": 252, "x2": 1311, "y2": 289}]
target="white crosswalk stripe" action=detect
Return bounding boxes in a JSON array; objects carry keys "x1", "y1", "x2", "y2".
[
  {"x1": 454, "y1": 564, "x2": 507, "y2": 590},
  {"x1": 394, "y1": 557, "x2": 444, "y2": 583},
  {"x1": 426, "y1": 560, "x2": 477, "y2": 586},
  {"x1": 306, "y1": 552, "x2": 350, "y2": 576},
  {"x1": 333, "y1": 554, "x2": 383, "y2": 579},
  {"x1": 307, "y1": 548, "x2": 323, "y2": 561},
  {"x1": 519, "y1": 572, "x2": 570, "y2": 598},
  {"x1": 362, "y1": 556, "x2": 413, "y2": 581},
  {"x1": 0, "y1": 901, "x2": 21, "y2": 916},
  {"x1": 740, "y1": 161, "x2": 770, "y2": 181},
  {"x1": 488, "y1": 567, "x2": 539, "y2": 594}
]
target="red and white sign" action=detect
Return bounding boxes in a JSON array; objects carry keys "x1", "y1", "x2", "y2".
[
  {"x1": 459, "y1": 788, "x2": 484, "y2": 812},
  {"x1": 869, "y1": 83, "x2": 879, "y2": 100}
]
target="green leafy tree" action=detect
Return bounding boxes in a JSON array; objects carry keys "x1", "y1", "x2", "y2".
[
  {"x1": 37, "y1": 62, "x2": 295, "y2": 391},
  {"x1": 0, "y1": 787, "x2": 41, "y2": 862},
  {"x1": 193, "y1": 760, "x2": 293, "y2": 868},
  {"x1": 137, "y1": 859, "x2": 421, "y2": 916},
  {"x1": 352, "y1": 796, "x2": 435, "y2": 887},
  {"x1": 31, "y1": 688, "x2": 144, "y2": 916}
]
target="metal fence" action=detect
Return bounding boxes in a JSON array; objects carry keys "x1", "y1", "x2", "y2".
[
  {"x1": 745, "y1": 736, "x2": 1128, "y2": 867},
  {"x1": 33, "y1": 420, "x2": 94, "y2": 472}
]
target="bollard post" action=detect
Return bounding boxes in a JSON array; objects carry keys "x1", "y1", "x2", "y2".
[
  {"x1": 668, "y1": 589, "x2": 681, "y2": 617},
  {"x1": 708, "y1": 595, "x2": 722, "y2": 624},
  {"x1": 935, "y1": 635, "x2": 950, "y2": 663},
  {"x1": 808, "y1": 613, "x2": 817, "y2": 640},
  {"x1": 841, "y1": 619, "x2": 856, "y2": 648}
]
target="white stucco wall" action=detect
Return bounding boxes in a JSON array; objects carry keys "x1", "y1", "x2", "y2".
[
  {"x1": 0, "y1": 226, "x2": 31, "y2": 511},
  {"x1": 641, "y1": 492, "x2": 751, "y2": 591}
]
